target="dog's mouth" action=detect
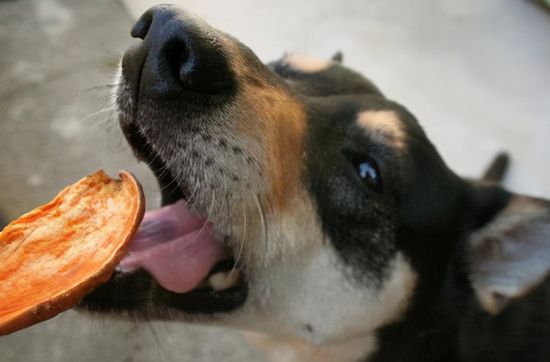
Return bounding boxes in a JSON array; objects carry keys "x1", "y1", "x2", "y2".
[
  {"x1": 118, "y1": 199, "x2": 237, "y2": 294},
  {"x1": 79, "y1": 122, "x2": 248, "y2": 315}
]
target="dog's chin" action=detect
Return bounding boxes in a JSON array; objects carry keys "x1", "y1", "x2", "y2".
[
  {"x1": 77, "y1": 126, "x2": 249, "y2": 319},
  {"x1": 77, "y1": 263, "x2": 248, "y2": 319}
]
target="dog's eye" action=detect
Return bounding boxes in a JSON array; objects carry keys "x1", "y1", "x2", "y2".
[
  {"x1": 347, "y1": 154, "x2": 382, "y2": 192},
  {"x1": 358, "y1": 161, "x2": 377, "y2": 181}
]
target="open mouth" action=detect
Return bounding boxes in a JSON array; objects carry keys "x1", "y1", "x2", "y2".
[
  {"x1": 97, "y1": 120, "x2": 248, "y2": 314},
  {"x1": 118, "y1": 199, "x2": 238, "y2": 294}
]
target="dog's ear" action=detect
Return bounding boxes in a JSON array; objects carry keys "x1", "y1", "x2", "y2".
[
  {"x1": 481, "y1": 153, "x2": 509, "y2": 183},
  {"x1": 467, "y1": 193, "x2": 550, "y2": 315},
  {"x1": 331, "y1": 51, "x2": 343, "y2": 64}
]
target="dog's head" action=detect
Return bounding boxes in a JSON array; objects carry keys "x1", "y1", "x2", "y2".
[{"x1": 80, "y1": 5, "x2": 550, "y2": 359}]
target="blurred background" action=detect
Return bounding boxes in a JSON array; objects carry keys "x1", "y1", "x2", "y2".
[{"x1": 0, "y1": 0, "x2": 549, "y2": 361}]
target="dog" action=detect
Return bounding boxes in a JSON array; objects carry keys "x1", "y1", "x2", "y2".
[{"x1": 78, "y1": 5, "x2": 550, "y2": 362}]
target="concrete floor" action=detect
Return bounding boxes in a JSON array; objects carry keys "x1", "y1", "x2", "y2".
[{"x1": 0, "y1": 0, "x2": 549, "y2": 361}]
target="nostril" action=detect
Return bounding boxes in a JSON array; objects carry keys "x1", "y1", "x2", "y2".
[
  {"x1": 178, "y1": 48, "x2": 191, "y2": 73},
  {"x1": 163, "y1": 40, "x2": 193, "y2": 86},
  {"x1": 131, "y1": 8, "x2": 154, "y2": 39},
  {"x1": 131, "y1": 5, "x2": 235, "y2": 96},
  {"x1": 179, "y1": 51, "x2": 197, "y2": 86}
]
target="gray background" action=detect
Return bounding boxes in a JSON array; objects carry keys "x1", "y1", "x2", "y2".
[{"x1": 0, "y1": 0, "x2": 549, "y2": 361}]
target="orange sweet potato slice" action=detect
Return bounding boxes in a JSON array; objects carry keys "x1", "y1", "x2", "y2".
[{"x1": 0, "y1": 170, "x2": 144, "y2": 336}]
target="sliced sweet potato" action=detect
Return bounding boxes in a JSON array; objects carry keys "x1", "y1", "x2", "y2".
[{"x1": 0, "y1": 170, "x2": 144, "y2": 336}]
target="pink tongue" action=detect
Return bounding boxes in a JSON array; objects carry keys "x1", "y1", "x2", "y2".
[{"x1": 118, "y1": 200, "x2": 232, "y2": 293}]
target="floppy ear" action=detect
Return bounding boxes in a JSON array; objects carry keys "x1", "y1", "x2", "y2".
[{"x1": 467, "y1": 195, "x2": 550, "y2": 315}]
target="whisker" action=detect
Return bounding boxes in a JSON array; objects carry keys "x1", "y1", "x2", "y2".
[
  {"x1": 78, "y1": 102, "x2": 117, "y2": 124},
  {"x1": 81, "y1": 117, "x2": 114, "y2": 134},
  {"x1": 184, "y1": 179, "x2": 200, "y2": 206},
  {"x1": 254, "y1": 194, "x2": 268, "y2": 272},
  {"x1": 156, "y1": 164, "x2": 184, "y2": 198},
  {"x1": 215, "y1": 188, "x2": 227, "y2": 228},
  {"x1": 78, "y1": 84, "x2": 121, "y2": 95},
  {"x1": 97, "y1": 92, "x2": 121, "y2": 102},
  {"x1": 98, "y1": 40, "x2": 120, "y2": 63},
  {"x1": 181, "y1": 190, "x2": 216, "y2": 247},
  {"x1": 158, "y1": 171, "x2": 184, "y2": 198},
  {"x1": 207, "y1": 189, "x2": 217, "y2": 220},
  {"x1": 145, "y1": 319, "x2": 164, "y2": 362},
  {"x1": 140, "y1": 142, "x2": 167, "y2": 173},
  {"x1": 102, "y1": 143, "x2": 132, "y2": 159},
  {"x1": 53, "y1": 309, "x2": 69, "y2": 334},
  {"x1": 156, "y1": 156, "x2": 179, "y2": 181},
  {"x1": 223, "y1": 178, "x2": 230, "y2": 225},
  {"x1": 232, "y1": 200, "x2": 247, "y2": 273}
]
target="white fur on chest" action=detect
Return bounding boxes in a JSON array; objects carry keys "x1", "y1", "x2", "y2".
[{"x1": 236, "y1": 250, "x2": 416, "y2": 362}]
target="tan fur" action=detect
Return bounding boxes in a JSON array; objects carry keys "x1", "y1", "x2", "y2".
[
  {"x1": 282, "y1": 55, "x2": 334, "y2": 73},
  {"x1": 224, "y1": 39, "x2": 309, "y2": 213},
  {"x1": 357, "y1": 110, "x2": 406, "y2": 149},
  {"x1": 239, "y1": 87, "x2": 306, "y2": 212}
]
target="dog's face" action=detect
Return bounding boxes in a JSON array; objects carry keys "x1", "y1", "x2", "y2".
[{"x1": 80, "y1": 5, "x2": 550, "y2": 361}]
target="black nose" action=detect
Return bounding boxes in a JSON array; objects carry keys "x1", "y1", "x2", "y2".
[{"x1": 129, "y1": 5, "x2": 234, "y2": 98}]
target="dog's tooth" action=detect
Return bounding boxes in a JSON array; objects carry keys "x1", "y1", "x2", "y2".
[{"x1": 208, "y1": 270, "x2": 240, "y2": 291}]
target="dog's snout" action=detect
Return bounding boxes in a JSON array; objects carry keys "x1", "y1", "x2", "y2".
[{"x1": 130, "y1": 5, "x2": 234, "y2": 99}]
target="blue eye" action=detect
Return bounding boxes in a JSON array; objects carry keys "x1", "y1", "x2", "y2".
[
  {"x1": 346, "y1": 153, "x2": 382, "y2": 192},
  {"x1": 358, "y1": 161, "x2": 377, "y2": 182}
]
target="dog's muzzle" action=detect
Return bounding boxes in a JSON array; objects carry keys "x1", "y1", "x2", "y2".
[{"x1": 78, "y1": 5, "x2": 247, "y2": 316}]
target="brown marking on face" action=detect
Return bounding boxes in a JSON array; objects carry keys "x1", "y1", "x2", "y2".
[
  {"x1": 357, "y1": 110, "x2": 406, "y2": 149},
  {"x1": 283, "y1": 55, "x2": 333, "y2": 73},
  {"x1": 222, "y1": 39, "x2": 308, "y2": 212},
  {"x1": 240, "y1": 87, "x2": 306, "y2": 212}
]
